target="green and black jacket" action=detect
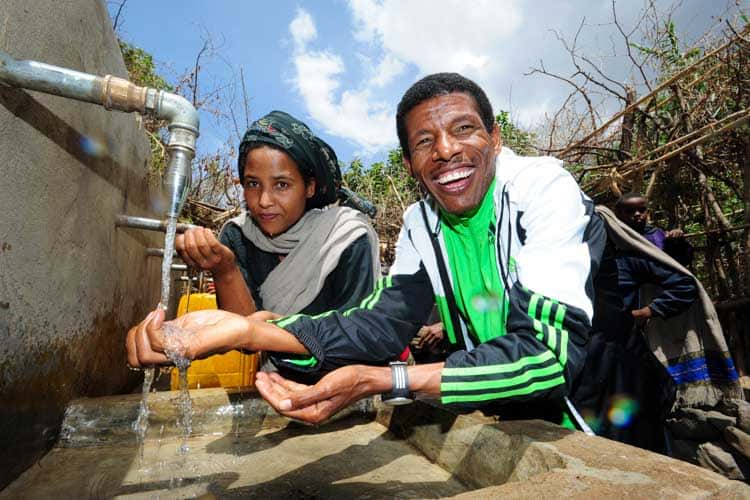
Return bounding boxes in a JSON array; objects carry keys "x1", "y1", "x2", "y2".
[{"x1": 270, "y1": 148, "x2": 606, "y2": 410}]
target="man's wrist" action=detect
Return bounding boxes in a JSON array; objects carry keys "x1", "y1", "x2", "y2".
[{"x1": 361, "y1": 366, "x2": 393, "y2": 395}]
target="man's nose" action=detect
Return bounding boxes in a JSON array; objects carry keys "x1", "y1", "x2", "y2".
[{"x1": 433, "y1": 132, "x2": 460, "y2": 161}]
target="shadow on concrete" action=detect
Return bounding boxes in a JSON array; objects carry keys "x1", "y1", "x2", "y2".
[
  {"x1": 210, "y1": 434, "x2": 468, "y2": 498},
  {"x1": 205, "y1": 415, "x2": 373, "y2": 457},
  {"x1": 0, "y1": 85, "x2": 130, "y2": 192}
]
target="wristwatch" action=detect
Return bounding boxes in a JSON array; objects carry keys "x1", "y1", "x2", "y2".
[{"x1": 381, "y1": 361, "x2": 414, "y2": 406}]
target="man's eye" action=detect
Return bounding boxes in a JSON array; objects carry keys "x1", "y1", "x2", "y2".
[
  {"x1": 415, "y1": 137, "x2": 431, "y2": 148},
  {"x1": 276, "y1": 182, "x2": 289, "y2": 190},
  {"x1": 457, "y1": 124, "x2": 474, "y2": 133}
]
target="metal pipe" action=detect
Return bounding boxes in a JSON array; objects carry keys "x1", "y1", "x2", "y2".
[
  {"x1": 146, "y1": 248, "x2": 178, "y2": 258},
  {"x1": 171, "y1": 264, "x2": 188, "y2": 271},
  {"x1": 0, "y1": 51, "x2": 199, "y2": 219},
  {"x1": 178, "y1": 276, "x2": 214, "y2": 282},
  {"x1": 115, "y1": 215, "x2": 198, "y2": 233}
]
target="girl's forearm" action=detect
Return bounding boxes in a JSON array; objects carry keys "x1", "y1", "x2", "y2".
[
  {"x1": 214, "y1": 266, "x2": 257, "y2": 315},
  {"x1": 239, "y1": 320, "x2": 309, "y2": 355}
]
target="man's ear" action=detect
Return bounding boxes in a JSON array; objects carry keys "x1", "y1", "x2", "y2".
[
  {"x1": 404, "y1": 157, "x2": 414, "y2": 177},
  {"x1": 492, "y1": 123, "x2": 502, "y2": 154},
  {"x1": 305, "y1": 178, "x2": 316, "y2": 199}
]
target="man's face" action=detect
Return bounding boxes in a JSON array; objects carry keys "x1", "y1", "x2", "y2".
[
  {"x1": 616, "y1": 197, "x2": 648, "y2": 232},
  {"x1": 403, "y1": 93, "x2": 501, "y2": 215}
]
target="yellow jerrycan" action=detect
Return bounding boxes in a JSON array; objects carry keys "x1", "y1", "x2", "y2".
[{"x1": 170, "y1": 293, "x2": 259, "y2": 390}]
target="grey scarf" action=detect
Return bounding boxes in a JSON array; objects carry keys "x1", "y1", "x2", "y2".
[{"x1": 227, "y1": 206, "x2": 380, "y2": 314}]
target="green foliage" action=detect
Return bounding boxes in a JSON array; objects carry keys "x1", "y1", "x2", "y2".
[
  {"x1": 495, "y1": 111, "x2": 537, "y2": 155},
  {"x1": 118, "y1": 41, "x2": 172, "y2": 91},
  {"x1": 628, "y1": 20, "x2": 701, "y2": 74},
  {"x1": 118, "y1": 40, "x2": 173, "y2": 180},
  {"x1": 343, "y1": 148, "x2": 420, "y2": 207}
]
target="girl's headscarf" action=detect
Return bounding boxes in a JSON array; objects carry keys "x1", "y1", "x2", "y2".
[{"x1": 238, "y1": 111, "x2": 376, "y2": 217}]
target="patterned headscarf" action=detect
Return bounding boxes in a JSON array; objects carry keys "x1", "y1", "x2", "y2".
[{"x1": 238, "y1": 111, "x2": 342, "y2": 209}]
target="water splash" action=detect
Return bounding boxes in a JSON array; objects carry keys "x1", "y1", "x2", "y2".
[{"x1": 161, "y1": 322, "x2": 195, "y2": 455}]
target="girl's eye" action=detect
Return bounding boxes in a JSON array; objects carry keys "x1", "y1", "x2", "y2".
[
  {"x1": 244, "y1": 180, "x2": 259, "y2": 188},
  {"x1": 276, "y1": 182, "x2": 289, "y2": 190}
]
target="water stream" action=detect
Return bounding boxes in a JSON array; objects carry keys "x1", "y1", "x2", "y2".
[{"x1": 133, "y1": 216, "x2": 194, "y2": 468}]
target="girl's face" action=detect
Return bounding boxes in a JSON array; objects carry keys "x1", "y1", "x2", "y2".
[{"x1": 243, "y1": 146, "x2": 315, "y2": 237}]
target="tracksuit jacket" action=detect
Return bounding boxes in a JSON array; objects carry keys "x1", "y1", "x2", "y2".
[{"x1": 270, "y1": 148, "x2": 606, "y2": 413}]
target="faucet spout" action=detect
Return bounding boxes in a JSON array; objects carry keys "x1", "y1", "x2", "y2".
[{"x1": 0, "y1": 50, "x2": 200, "y2": 219}]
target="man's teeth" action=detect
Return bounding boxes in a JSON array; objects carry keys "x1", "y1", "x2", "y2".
[{"x1": 437, "y1": 169, "x2": 472, "y2": 184}]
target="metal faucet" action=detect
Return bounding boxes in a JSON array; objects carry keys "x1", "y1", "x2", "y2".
[{"x1": 0, "y1": 50, "x2": 199, "y2": 219}]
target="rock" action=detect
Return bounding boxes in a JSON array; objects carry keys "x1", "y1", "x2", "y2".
[
  {"x1": 717, "y1": 399, "x2": 743, "y2": 417},
  {"x1": 697, "y1": 442, "x2": 745, "y2": 481},
  {"x1": 670, "y1": 438, "x2": 700, "y2": 464},
  {"x1": 717, "y1": 399, "x2": 750, "y2": 433},
  {"x1": 724, "y1": 426, "x2": 750, "y2": 461},
  {"x1": 705, "y1": 410, "x2": 737, "y2": 432},
  {"x1": 668, "y1": 408, "x2": 722, "y2": 441}
]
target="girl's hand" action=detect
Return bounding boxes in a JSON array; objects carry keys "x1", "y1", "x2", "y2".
[{"x1": 175, "y1": 227, "x2": 236, "y2": 276}]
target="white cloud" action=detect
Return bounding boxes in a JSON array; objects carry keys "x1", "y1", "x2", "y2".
[
  {"x1": 370, "y1": 53, "x2": 406, "y2": 88},
  {"x1": 289, "y1": 8, "x2": 317, "y2": 48},
  {"x1": 288, "y1": 8, "x2": 395, "y2": 153},
  {"x1": 349, "y1": 0, "x2": 522, "y2": 79}
]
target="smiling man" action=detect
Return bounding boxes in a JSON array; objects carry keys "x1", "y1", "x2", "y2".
[{"x1": 249, "y1": 73, "x2": 608, "y2": 428}]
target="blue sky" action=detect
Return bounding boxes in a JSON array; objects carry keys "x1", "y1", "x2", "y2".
[{"x1": 109, "y1": 1, "x2": 741, "y2": 166}]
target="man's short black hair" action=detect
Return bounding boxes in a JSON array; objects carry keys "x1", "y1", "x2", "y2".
[
  {"x1": 615, "y1": 192, "x2": 647, "y2": 211},
  {"x1": 396, "y1": 73, "x2": 495, "y2": 159}
]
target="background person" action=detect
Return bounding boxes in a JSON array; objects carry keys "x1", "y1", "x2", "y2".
[{"x1": 614, "y1": 193, "x2": 693, "y2": 267}]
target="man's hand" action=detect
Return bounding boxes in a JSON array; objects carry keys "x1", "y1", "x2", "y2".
[
  {"x1": 255, "y1": 366, "x2": 382, "y2": 424},
  {"x1": 414, "y1": 322, "x2": 444, "y2": 348},
  {"x1": 175, "y1": 227, "x2": 236, "y2": 276},
  {"x1": 665, "y1": 228, "x2": 685, "y2": 239},
  {"x1": 126, "y1": 308, "x2": 253, "y2": 368},
  {"x1": 631, "y1": 306, "x2": 653, "y2": 326}
]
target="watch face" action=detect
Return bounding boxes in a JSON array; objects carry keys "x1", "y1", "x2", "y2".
[{"x1": 382, "y1": 396, "x2": 414, "y2": 406}]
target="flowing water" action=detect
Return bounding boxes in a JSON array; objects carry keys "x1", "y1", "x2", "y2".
[
  {"x1": 162, "y1": 322, "x2": 195, "y2": 455},
  {"x1": 133, "y1": 216, "x2": 194, "y2": 470}
]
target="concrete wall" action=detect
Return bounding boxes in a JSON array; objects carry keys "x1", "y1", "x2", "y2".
[{"x1": 0, "y1": 0, "x2": 163, "y2": 487}]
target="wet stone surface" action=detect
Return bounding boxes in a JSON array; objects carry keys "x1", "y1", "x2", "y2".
[{"x1": 2, "y1": 390, "x2": 467, "y2": 499}]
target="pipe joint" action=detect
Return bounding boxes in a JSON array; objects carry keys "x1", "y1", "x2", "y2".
[
  {"x1": 155, "y1": 92, "x2": 200, "y2": 139},
  {"x1": 166, "y1": 125, "x2": 198, "y2": 153},
  {"x1": 101, "y1": 75, "x2": 147, "y2": 113}
]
